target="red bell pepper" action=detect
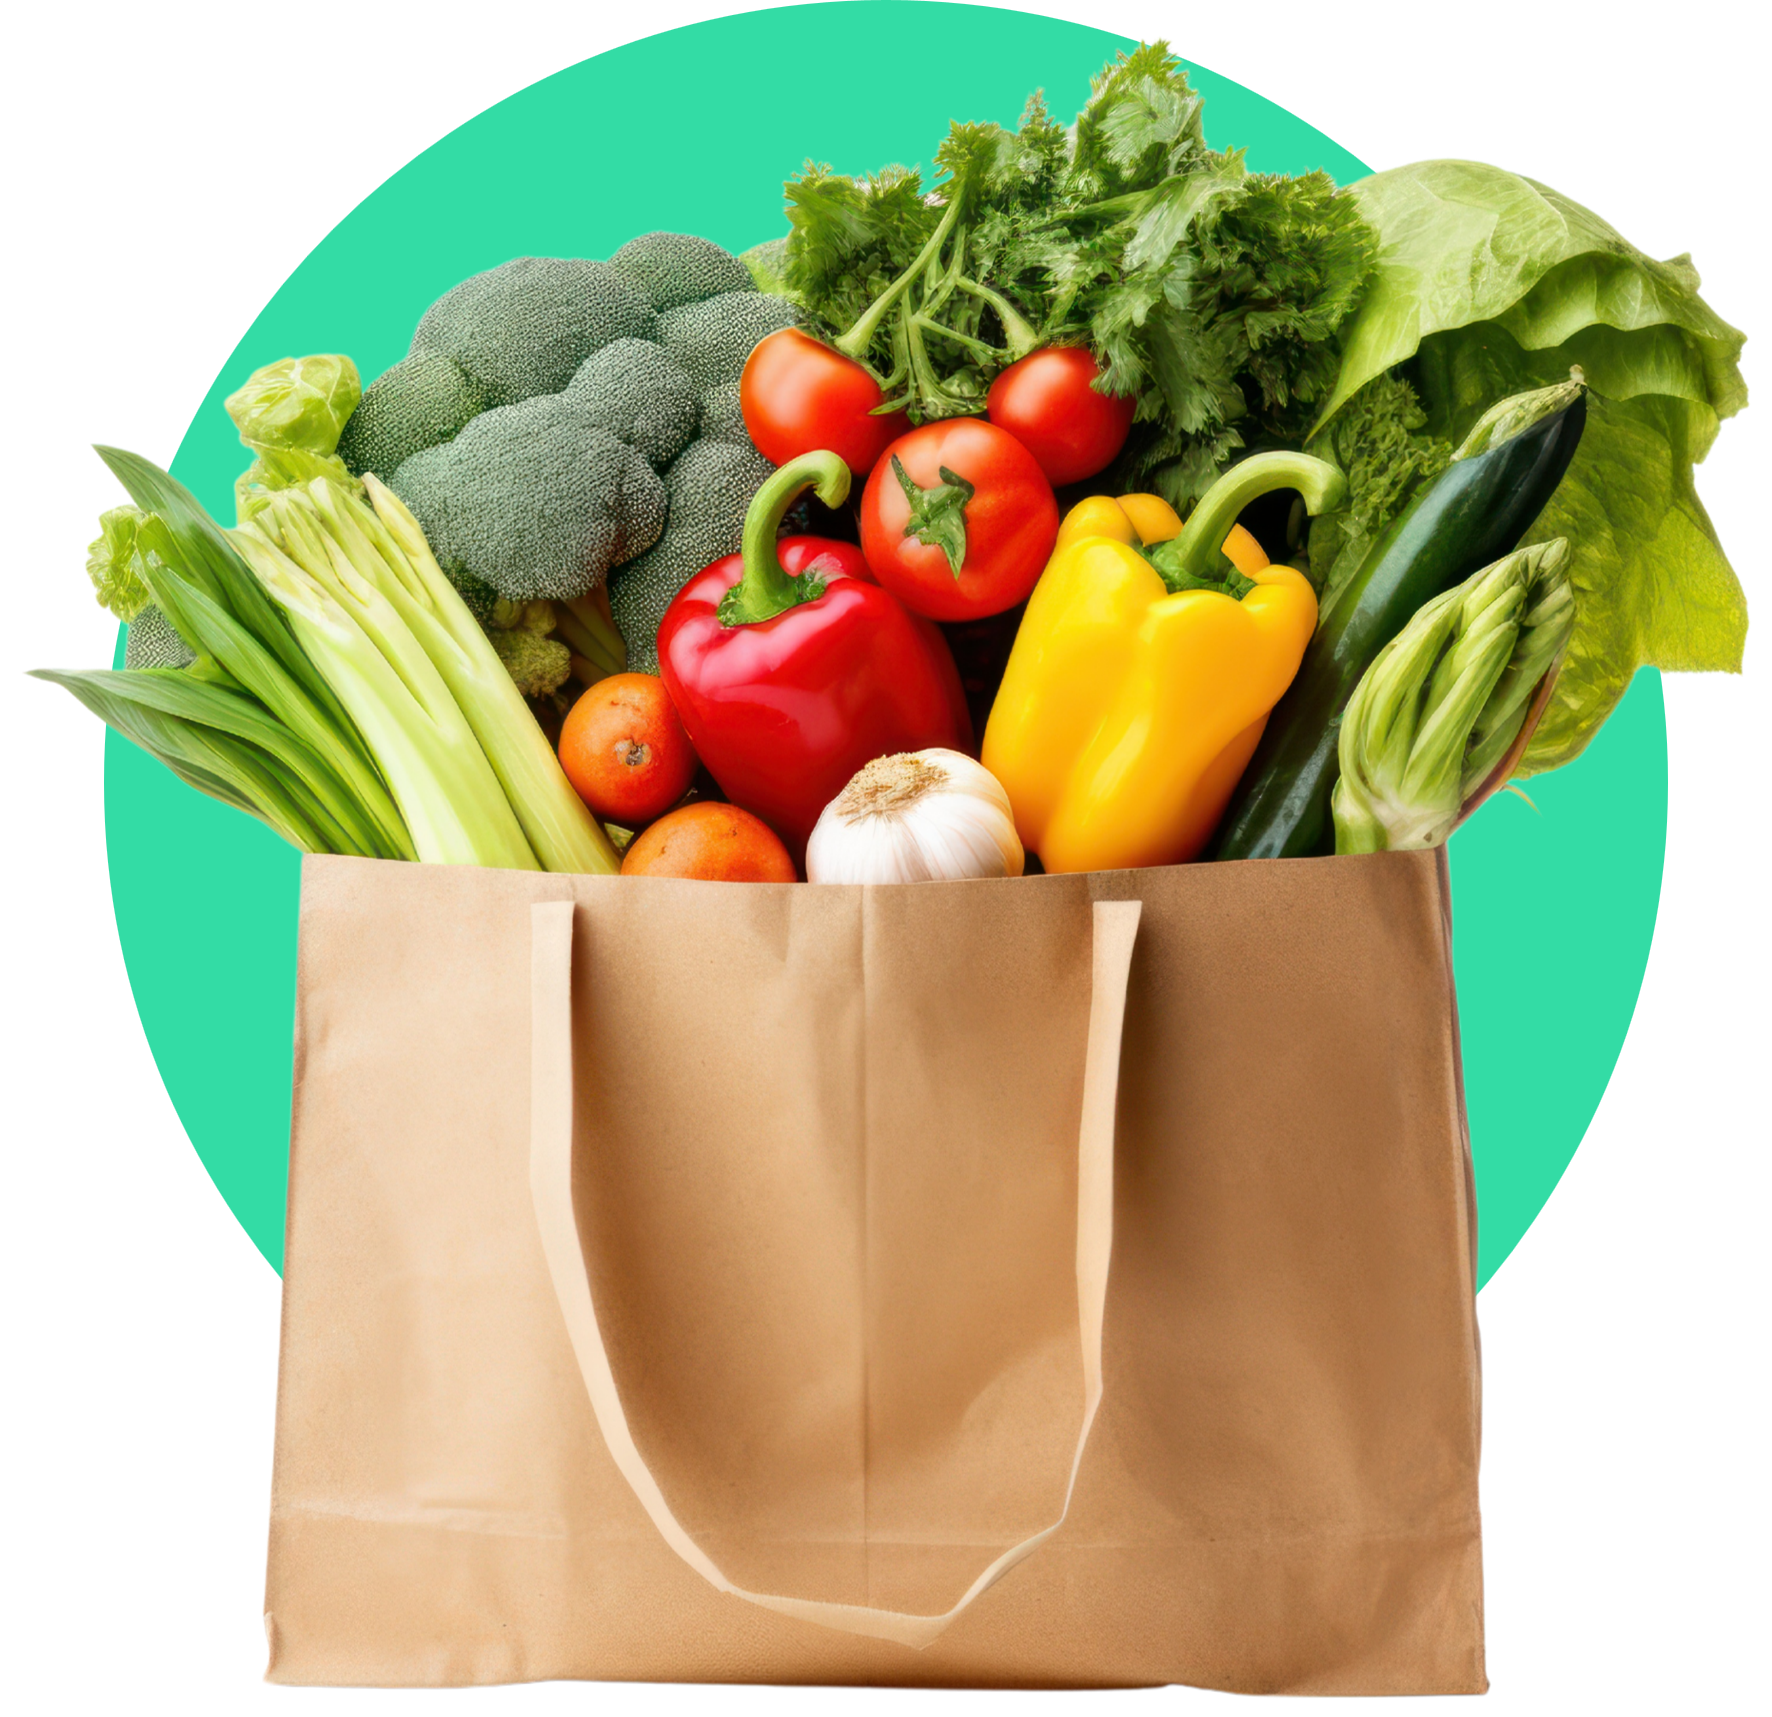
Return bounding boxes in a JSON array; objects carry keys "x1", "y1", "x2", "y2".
[{"x1": 657, "y1": 451, "x2": 972, "y2": 856}]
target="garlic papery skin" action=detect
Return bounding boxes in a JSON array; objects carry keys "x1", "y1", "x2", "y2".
[{"x1": 805, "y1": 749, "x2": 1026, "y2": 884}]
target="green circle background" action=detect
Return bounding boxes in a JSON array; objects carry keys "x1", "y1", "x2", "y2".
[{"x1": 103, "y1": 2, "x2": 1666, "y2": 1282}]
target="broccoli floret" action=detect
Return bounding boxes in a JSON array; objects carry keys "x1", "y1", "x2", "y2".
[
  {"x1": 610, "y1": 231, "x2": 755, "y2": 312},
  {"x1": 657, "y1": 291, "x2": 799, "y2": 393},
  {"x1": 563, "y1": 338, "x2": 700, "y2": 469},
  {"x1": 342, "y1": 236, "x2": 792, "y2": 672},
  {"x1": 696, "y1": 380, "x2": 750, "y2": 446},
  {"x1": 488, "y1": 625, "x2": 572, "y2": 698},
  {"x1": 123, "y1": 604, "x2": 197, "y2": 670},
  {"x1": 338, "y1": 351, "x2": 490, "y2": 479},
  {"x1": 607, "y1": 439, "x2": 774, "y2": 672},
  {"x1": 411, "y1": 258, "x2": 656, "y2": 407},
  {"x1": 392, "y1": 395, "x2": 667, "y2": 602},
  {"x1": 489, "y1": 595, "x2": 556, "y2": 634}
]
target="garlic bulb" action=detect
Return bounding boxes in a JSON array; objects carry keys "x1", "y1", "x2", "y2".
[{"x1": 806, "y1": 749, "x2": 1025, "y2": 884}]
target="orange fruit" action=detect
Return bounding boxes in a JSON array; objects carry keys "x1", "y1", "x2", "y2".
[
  {"x1": 558, "y1": 673, "x2": 698, "y2": 824},
  {"x1": 620, "y1": 802, "x2": 796, "y2": 882}
]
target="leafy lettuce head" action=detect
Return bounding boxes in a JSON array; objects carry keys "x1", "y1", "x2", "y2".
[{"x1": 1310, "y1": 160, "x2": 1747, "y2": 773}]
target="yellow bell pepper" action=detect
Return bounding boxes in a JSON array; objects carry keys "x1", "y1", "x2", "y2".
[
  {"x1": 981, "y1": 455, "x2": 1346, "y2": 873},
  {"x1": 1052, "y1": 490, "x2": 1271, "y2": 580}
]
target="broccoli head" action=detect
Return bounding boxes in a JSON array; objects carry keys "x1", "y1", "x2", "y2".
[
  {"x1": 123, "y1": 604, "x2": 197, "y2": 670},
  {"x1": 610, "y1": 231, "x2": 755, "y2": 312},
  {"x1": 608, "y1": 438, "x2": 774, "y2": 672},
  {"x1": 563, "y1": 338, "x2": 700, "y2": 469},
  {"x1": 411, "y1": 257, "x2": 657, "y2": 406},
  {"x1": 696, "y1": 380, "x2": 750, "y2": 446},
  {"x1": 391, "y1": 395, "x2": 667, "y2": 602},
  {"x1": 657, "y1": 291, "x2": 800, "y2": 393},
  {"x1": 337, "y1": 234, "x2": 798, "y2": 677},
  {"x1": 338, "y1": 351, "x2": 490, "y2": 479}
]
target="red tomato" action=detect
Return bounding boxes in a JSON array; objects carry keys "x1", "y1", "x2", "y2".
[
  {"x1": 985, "y1": 347, "x2": 1135, "y2": 487},
  {"x1": 740, "y1": 328, "x2": 911, "y2": 476},
  {"x1": 859, "y1": 419, "x2": 1058, "y2": 622}
]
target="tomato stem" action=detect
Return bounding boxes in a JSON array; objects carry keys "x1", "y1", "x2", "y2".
[{"x1": 831, "y1": 182, "x2": 1043, "y2": 403}]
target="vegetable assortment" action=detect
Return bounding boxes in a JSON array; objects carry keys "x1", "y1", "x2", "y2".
[
  {"x1": 1212, "y1": 375, "x2": 1588, "y2": 860},
  {"x1": 657, "y1": 453, "x2": 970, "y2": 857},
  {"x1": 38, "y1": 41, "x2": 1748, "y2": 888}
]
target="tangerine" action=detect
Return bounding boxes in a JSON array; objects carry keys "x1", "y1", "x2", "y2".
[
  {"x1": 558, "y1": 673, "x2": 697, "y2": 825},
  {"x1": 620, "y1": 802, "x2": 796, "y2": 882}
]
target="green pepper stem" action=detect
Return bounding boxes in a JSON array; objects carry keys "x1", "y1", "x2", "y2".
[
  {"x1": 1168, "y1": 452, "x2": 1347, "y2": 582},
  {"x1": 717, "y1": 451, "x2": 851, "y2": 628}
]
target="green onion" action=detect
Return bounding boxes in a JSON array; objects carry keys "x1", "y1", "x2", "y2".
[{"x1": 94, "y1": 448, "x2": 414, "y2": 860}]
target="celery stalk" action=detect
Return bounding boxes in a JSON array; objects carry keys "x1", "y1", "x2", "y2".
[
  {"x1": 343, "y1": 477, "x2": 621, "y2": 876},
  {"x1": 230, "y1": 524, "x2": 540, "y2": 870},
  {"x1": 94, "y1": 447, "x2": 414, "y2": 860}
]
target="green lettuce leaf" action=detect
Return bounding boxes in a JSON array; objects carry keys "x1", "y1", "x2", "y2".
[
  {"x1": 224, "y1": 354, "x2": 361, "y2": 456},
  {"x1": 1311, "y1": 159, "x2": 1747, "y2": 771},
  {"x1": 1314, "y1": 160, "x2": 1745, "y2": 431}
]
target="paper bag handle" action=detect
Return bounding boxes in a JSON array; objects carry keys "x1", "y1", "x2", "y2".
[{"x1": 529, "y1": 896, "x2": 1142, "y2": 1650}]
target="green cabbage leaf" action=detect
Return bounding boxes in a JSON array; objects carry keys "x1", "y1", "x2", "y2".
[{"x1": 1311, "y1": 160, "x2": 1747, "y2": 772}]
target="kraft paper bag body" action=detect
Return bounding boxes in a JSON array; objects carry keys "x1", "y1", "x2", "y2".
[{"x1": 265, "y1": 849, "x2": 1484, "y2": 1694}]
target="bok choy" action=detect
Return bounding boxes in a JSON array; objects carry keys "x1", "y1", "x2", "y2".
[{"x1": 1332, "y1": 539, "x2": 1576, "y2": 854}]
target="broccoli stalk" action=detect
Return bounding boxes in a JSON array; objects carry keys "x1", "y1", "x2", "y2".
[{"x1": 553, "y1": 587, "x2": 627, "y2": 680}]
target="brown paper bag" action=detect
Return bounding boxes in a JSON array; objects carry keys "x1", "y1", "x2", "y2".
[{"x1": 266, "y1": 849, "x2": 1483, "y2": 1694}]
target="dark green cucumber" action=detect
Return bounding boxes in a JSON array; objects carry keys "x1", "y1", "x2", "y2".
[{"x1": 1210, "y1": 390, "x2": 1587, "y2": 861}]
